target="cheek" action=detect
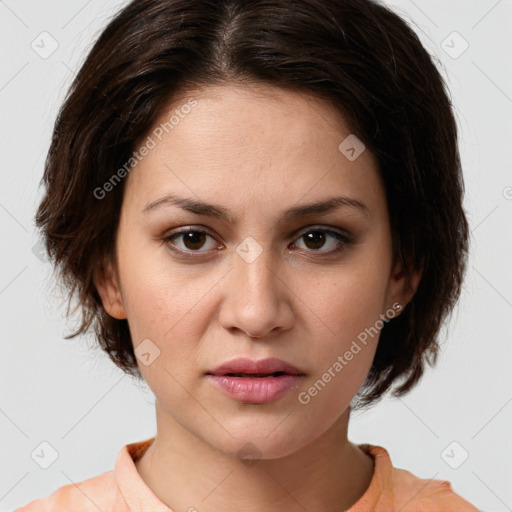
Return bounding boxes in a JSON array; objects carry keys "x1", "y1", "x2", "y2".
[
  {"x1": 122, "y1": 274, "x2": 205, "y2": 349},
  {"x1": 116, "y1": 244, "x2": 226, "y2": 389},
  {"x1": 122, "y1": 273, "x2": 207, "y2": 401},
  {"x1": 301, "y1": 259, "x2": 390, "y2": 344},
  {"x1": 293, "y1": 262, "x2": 389, "y2": 398},
  {"x1": 289, "y1": 287, "x2": 382, "y2": 439},
  {"x1": 116, "y1": 231, "x2": 196, "y2": 337}
]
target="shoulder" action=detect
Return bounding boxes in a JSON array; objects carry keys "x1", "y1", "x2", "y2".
[
  {"x1": 393, "y1": 467, "x2": 480, "y2": 511},
  {"x1": 12, "y1": 469, "x2": 127, "y2": 512},
  {"x1": 360, "y1": 444, "x2": 480, "y2": 512},
  {"x1": 386, "y1": 452, "x2": 480, "y2": 511}
]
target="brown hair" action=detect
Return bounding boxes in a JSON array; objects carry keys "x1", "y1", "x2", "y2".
[{"x1": 35, "y1": 0, "x2": 469, "y2": 410}]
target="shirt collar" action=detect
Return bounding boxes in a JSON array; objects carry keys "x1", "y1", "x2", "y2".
[
  {"x1": 113, "y1": 438, "x2": 392, "y2": 511},
  {"x1": 347, "y1": 443, "x2": 395, "y2": 511},
  {"x1": 114, "y1": 436, "x2": 172, "y2": 511}
]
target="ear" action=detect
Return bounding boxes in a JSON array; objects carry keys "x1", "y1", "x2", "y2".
[
  {"x1": 385, "y1": 256, "x2": 422, "y2": 314},
  {"x1": 93, "y1": 257, "x2": 127, "y2": 320}
]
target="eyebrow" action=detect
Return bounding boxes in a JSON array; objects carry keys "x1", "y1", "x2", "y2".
[{"x1": 142, "y1": 193, "x2": 370, "y2": 222}]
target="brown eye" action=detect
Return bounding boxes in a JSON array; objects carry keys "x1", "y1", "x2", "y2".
[
  {"x1": 302, "y1": 231, "x2": 328, "y2": 250},
  {"x1": 292, "y1": 228, "x2": 352, "y2": 254},
  {"x1": 163, "y1": 226, "x2": 352, "y2": 257},
  {"x1": 164, "y1": 229, "x2": 219, "y2": 252}
]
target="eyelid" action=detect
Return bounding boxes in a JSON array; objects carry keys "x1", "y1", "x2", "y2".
[{"x1": 294, "y1": 224, "x2": 351, "y2": 239}]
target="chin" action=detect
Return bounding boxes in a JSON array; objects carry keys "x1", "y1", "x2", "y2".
[{"x1": 206, "y1": 421, "x2": 315, "y2": 462}]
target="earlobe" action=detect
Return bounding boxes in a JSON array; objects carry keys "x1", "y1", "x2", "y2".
[
  {"x1": 388, "y1": 258, "x2": 422, "y2": 314},
  {"x1": 93, "y1": 259, "x2": 127, "y2": 320}
]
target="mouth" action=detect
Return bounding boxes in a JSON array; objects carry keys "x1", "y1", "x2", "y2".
[{"x1": 205, "y1": 357, "x2": 305, "y2": 403}]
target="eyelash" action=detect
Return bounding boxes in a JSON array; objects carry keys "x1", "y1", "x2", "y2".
[{"x1": 162, "y1": 226, "x2": 353, "y2": 258}]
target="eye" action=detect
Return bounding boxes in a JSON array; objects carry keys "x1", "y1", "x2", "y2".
[
  {"x1": 163, "y1": 226, "x2": 352, "y2": 256},
  {"x1": 164, "y1": 228, "x2": 220, "y2": 253},
  {"x1": 291, "y1": 227, "x2": 352, "y2": 254}
]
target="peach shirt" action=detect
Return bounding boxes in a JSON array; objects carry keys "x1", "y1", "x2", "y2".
[{"x1": 14, "y1": 437, "x2": 480, "y2": 511}]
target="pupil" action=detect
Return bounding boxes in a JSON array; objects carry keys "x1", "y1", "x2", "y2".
[
  {"x1": 184, "y1": 232, "x2": 205, "y2": 250},
  {"x1": 305, "y1": 231, "x2": 325, "y2": 250}
]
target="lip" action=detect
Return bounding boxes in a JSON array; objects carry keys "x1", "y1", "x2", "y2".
[
  {"x1": 207, "y1": 357, "x2": 304, "y2": 377},
  {"x1": 206, "y1": 357, "x2": 306, "y2": 404}
]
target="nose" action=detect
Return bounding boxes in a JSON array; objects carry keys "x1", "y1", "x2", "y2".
[{"x1": 218, "y1": 240, "x2": 295, "y2": 339}]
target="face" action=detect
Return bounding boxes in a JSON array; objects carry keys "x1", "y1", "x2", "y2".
[{"x1": 96, "y1": 83, "x2": 419, "y2": 459}]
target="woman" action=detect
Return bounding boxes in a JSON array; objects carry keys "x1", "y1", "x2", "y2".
[{"x1": 16, "y1": 0, "x2": 479, "y2": 510}]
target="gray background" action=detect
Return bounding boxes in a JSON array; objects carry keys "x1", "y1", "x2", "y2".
[{"x1": 1, "y1": 0, "x2": 511, "y2": 510}]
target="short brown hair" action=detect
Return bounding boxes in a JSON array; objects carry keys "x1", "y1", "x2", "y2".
[{"x1": 35, "y1": 0, "x2": 469, "y2": 410}]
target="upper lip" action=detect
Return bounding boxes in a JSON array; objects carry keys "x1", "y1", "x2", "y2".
[{"x1": 207, "y1": 357, "x2": 305, "y2": 376}]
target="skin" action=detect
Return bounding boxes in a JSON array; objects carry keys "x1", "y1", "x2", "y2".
[{"x1": 95, "y1": 83, "x2": 421, "y2": 512}]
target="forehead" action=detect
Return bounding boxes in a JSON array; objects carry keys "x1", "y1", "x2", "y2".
[{"x1": 124, "y1": 83, "x2": 385, "y2": 219}]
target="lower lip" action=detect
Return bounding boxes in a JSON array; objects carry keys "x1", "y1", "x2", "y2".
[{"x1": 207, "y1": 374, "x2": 303, "y2": 403}]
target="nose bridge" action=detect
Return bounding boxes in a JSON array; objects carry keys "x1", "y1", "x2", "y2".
[
  {"x1": 220, "y1": 235, "x2": 292, "y2": 338},
  {"x1": 233, "y1": 235, "x2": 279, "y2": 304}
]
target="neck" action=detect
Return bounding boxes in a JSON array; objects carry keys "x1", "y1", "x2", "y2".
[{"x1": 135, "y1": 403, "x2": 375, "y2": 512}]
